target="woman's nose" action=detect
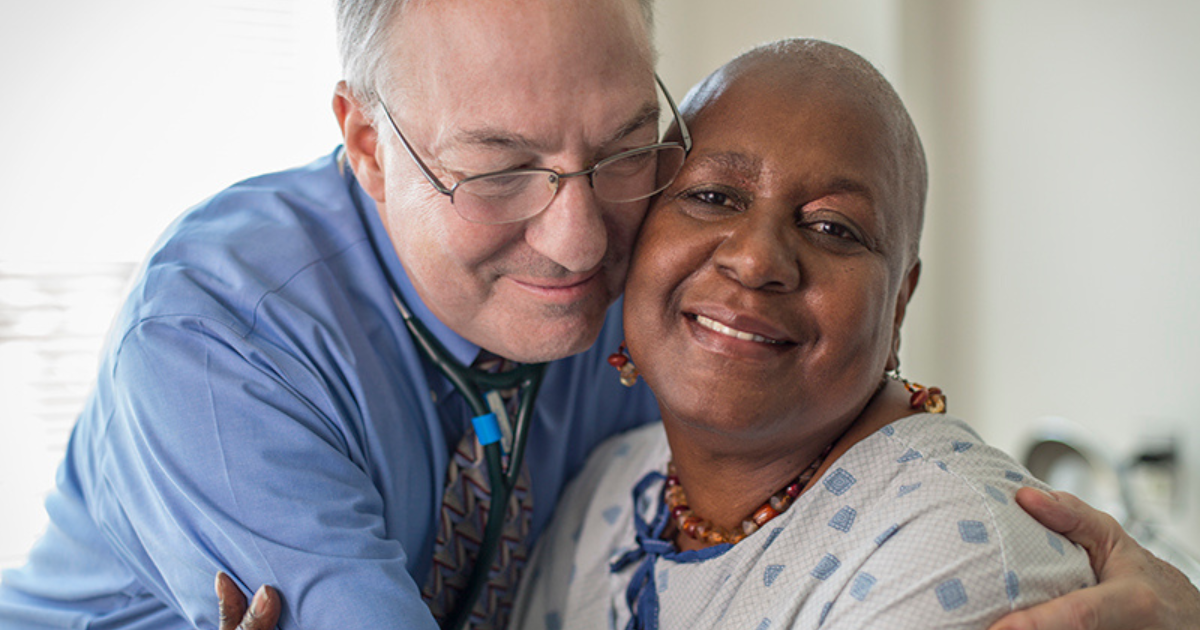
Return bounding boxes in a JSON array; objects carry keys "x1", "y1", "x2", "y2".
[{"x1": 711, "y1": 209, "x2": 801, "y2": 292}]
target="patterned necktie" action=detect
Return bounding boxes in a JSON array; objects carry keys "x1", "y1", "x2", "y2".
[{"x1": 422, "y1": 352, "x2": 534, "y2": 629}]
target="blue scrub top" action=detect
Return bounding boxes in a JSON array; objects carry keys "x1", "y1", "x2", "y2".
[{"x1": 0, "y1": 149, "x2": 660, "y2": 629}]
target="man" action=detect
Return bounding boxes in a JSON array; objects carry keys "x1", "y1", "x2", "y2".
[
  {"x1": 0, "y1": 1, "x2": 1195, "y2": 629},
  {"x1": 1, "y1": 1, "x2": 660, "y2": 628}
]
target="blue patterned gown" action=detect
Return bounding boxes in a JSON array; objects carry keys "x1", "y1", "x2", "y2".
[{"x1": 510, "y1": 414, "x2": 1095, "y2": 630}]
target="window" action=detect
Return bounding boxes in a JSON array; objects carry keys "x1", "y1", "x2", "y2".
[{"x1": 0, "y1": 0, "x2": 340, "y2": 569}]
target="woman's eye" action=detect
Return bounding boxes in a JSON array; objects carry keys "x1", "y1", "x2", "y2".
[
  {"x1": 816, "y1": 222, "x2": 852, "y2": 239},
  {"x1": 689, "y1": 190, "x2": 733, "y2": 207},
  {"x1": 806, "y1": 220, "x2": 863, "y2": 245},
  {"x1": 670, "y1": 186, "x2": 744, "y2": 220}
]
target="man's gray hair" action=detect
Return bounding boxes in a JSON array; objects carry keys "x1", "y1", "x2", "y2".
[{"x1": 336, "y1": 0, "x2": 655, "y2": 102}]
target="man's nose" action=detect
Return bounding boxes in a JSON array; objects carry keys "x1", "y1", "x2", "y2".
[{"x1": 523, "y1": 175, "x2": 607, "y2": 273}]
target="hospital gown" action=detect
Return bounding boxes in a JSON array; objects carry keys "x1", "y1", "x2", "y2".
[{"x1": 511, "y1": 413, "x2": 1095, "y2": 629}]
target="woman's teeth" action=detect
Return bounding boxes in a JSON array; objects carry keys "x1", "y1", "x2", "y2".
[{"x1": 694, "y1": 314, "x2": 781, "y2": 344}]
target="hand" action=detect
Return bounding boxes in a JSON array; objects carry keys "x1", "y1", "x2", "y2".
[
  {"x1": 216, "y1": 571, "x2": 281, "y2": 630},
  {"x1": 988, "y1": 488, "x2": 1200, "y2": 630}
]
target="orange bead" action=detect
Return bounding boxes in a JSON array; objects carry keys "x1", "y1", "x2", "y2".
[{"x1": 752, "y1": 504, "x2": 780, "y2": 527}]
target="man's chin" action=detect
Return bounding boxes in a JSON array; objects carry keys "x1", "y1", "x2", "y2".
[
  {"x1": 490, "y1": 308, "x2": 609, "y2": 363},
  {"x1": 469, "y1": 278, "x2": 618, "y2": 362},
  {"x1": 508, "y1": 322, "x2": 605, "y2": 363}
]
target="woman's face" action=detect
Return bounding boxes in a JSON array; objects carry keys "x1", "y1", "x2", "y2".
[{"x1": 624, "y1": 73, "x2": 919, "y2": 450}]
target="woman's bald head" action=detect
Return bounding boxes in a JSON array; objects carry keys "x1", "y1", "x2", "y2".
[{"x1": 680, "y1": 38, "x2": 928, "y2": 264}]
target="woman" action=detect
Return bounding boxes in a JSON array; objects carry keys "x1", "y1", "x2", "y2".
[{"x1": 508, "y1": 39, "x2": 1093, "y2": 629}]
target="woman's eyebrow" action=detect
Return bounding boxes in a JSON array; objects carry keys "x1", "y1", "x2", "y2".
[
  {"x1": 825, "y1": 177, "x2": 874, "y2": 203},
  {"x1": 689, "y1": 151, "x2": 763, "y2": 178}
]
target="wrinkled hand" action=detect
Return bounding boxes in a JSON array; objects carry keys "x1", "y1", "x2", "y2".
[
  {"x1": 216, "y1": 571, "x2": 280, "y2": 630},
  {"x1": 988, "y1": 488, "x2": 1200, "y2": 630}
]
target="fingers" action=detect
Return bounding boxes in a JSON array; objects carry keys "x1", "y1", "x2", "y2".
[
  {"x1": 243, "y1": 585, "x2": 281, "y2": 630},
  {"x1": 986, "y1": 579, "x2": 1166, "y2": 630},
  {"x1": 986, "y1": 584, "x2": 1103, "y2": 630},
  {"x1": 216, "y1": 571, "x2": 248, "y2": 630},
  {"x1": 1007, "y1": 488, "x2": 1200, "y2": 630},
  {"x1": 1013, "y1": 488, "x2": 1122, "y2": 575},
  {"x1": 214, "y1": 571, "x2": 282, "y2": 630}
]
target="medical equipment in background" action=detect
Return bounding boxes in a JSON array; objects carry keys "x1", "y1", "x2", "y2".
[{"x1": 1023, "y1": 417, "x2": 1200, "y2": 587}]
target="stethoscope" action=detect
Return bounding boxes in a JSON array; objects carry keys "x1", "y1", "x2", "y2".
[
  {"x1": 391, "y1": 290, "x2": 546, "y2": 630},
  {"x1": 354, "y1": 176, "x2": 547, "y2": 628}
]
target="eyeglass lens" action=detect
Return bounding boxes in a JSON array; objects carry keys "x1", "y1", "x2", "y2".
[{"x1": 452, "y1": 145, "x2": 686, "y2": 225}]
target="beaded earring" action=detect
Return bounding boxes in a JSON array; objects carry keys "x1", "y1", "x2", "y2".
[
  {"x1": 607, "y1": 342, "x2": 639, "y2": 387},
  {"x1": 886, "y1": 368, "x2": 947, "y2": 414}
]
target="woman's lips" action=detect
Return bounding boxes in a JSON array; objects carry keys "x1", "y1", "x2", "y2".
[{"x1": 687, "y1": 312, "x2": 790, "y2": 345}]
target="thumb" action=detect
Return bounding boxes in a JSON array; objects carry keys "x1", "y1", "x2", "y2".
[
  {"x1": 216, "y1": 572, "x2": 249, "y2": 630},
  {"x1": 1013, "y1": 488, "x2": 1121, "y2": 576},
  {"x1": 986, "y1": 583, "x2": 1105, "y2": 630}
]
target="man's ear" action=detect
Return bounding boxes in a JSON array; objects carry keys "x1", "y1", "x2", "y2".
[
  {"x1": 333, "y1": 81, "x2": 387, "y2": 203},
  {"x1": 886, "y1": 259, "x2": 922, "y2": 372}
]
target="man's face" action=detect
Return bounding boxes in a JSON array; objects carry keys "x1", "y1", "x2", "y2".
[{"x1": 367, "y1": 0, "x2": 656, "y2": 362}]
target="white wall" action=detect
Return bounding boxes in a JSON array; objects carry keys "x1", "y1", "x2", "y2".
[
  {"x1": 655, "y1": 0, "x2": 901, "y2": 97},
  {"x1": 0, "y1": 0, "x2": 344, "y2": 264},
  {"x1": 918, "y1": 0, "x2": 1200, "y2": 554}
]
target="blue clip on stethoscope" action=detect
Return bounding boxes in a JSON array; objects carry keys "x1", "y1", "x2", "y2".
[{"x1": 390, "y1": 284, "x2": 547, "y2": 630}]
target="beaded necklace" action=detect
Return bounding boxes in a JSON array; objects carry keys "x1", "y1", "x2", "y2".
[
  {"x1": 663, "y1": 442, "x2": 833, "y2": 545},
  {"x1": 664, "y1": 378, "x2": 947, "y2": 546}
]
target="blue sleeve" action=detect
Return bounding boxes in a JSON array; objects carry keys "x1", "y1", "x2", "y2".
[{"x1": 97, "y1": 316, "x2": 439, "y2": 630}]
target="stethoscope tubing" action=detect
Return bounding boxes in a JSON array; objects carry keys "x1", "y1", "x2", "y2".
[
  {"x1": 355, "y1": 158, "x2": 547, "y2": 628},
  {"x1": 400, "y1": 307, "x2": 548, "y2": 630},
  {"x1": 444, "y1": 364, "x2": 545, "y2": 630}
]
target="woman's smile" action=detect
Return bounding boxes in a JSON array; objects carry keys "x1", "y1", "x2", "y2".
[{"x1": 688, "y1": 312, "x2": 790, "y2": 346}]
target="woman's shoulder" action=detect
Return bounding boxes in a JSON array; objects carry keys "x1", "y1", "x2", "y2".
[
  {"x1": 582, "y1": 422, "x2": 669, "y2": 477},
  {"x1": 840, "y1": 413, "x2": 1051, "y2": 522},
  {"x1": 864, "y1": 413, "x2": 1037, "y2": 489},
  {"x1": 553, "y1": 422, "x2": 669, "y2": 525},
  {"x1": 775, "y1": 414, "x2": 1095, "y2": 627}
]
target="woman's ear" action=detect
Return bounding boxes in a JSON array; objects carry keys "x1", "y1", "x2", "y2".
[
  {"x1": 886, "y1": 259, "x2": 922, "y2": 371},
  {"x1": 333, "y1": 81, "x2": 387, "y2": 203}
]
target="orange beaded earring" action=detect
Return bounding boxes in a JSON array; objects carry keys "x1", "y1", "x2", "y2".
[
  {"x1": 886, "y1": 368, "x2": 947, "y2": 414},
  {"x1": 607, "y1": 342, "x2": 639, "y2": 387}
]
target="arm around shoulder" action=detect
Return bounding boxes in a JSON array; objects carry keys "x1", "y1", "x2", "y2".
[
  {"x1": 987, "y1": 488, "x2": 1200, "y2": 630},
  {"x1": 98, "y1": 318, "x2": 440, "y2": 629}
]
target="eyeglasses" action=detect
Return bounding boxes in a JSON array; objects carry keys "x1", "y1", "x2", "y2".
[{"x1": 378, "y1": 75, "x2": 692, "y2": 225}]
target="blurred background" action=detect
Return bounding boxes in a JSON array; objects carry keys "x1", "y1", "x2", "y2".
[{"x1": 1, "y1": 0, "x2": 1196, "y2": 577}]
